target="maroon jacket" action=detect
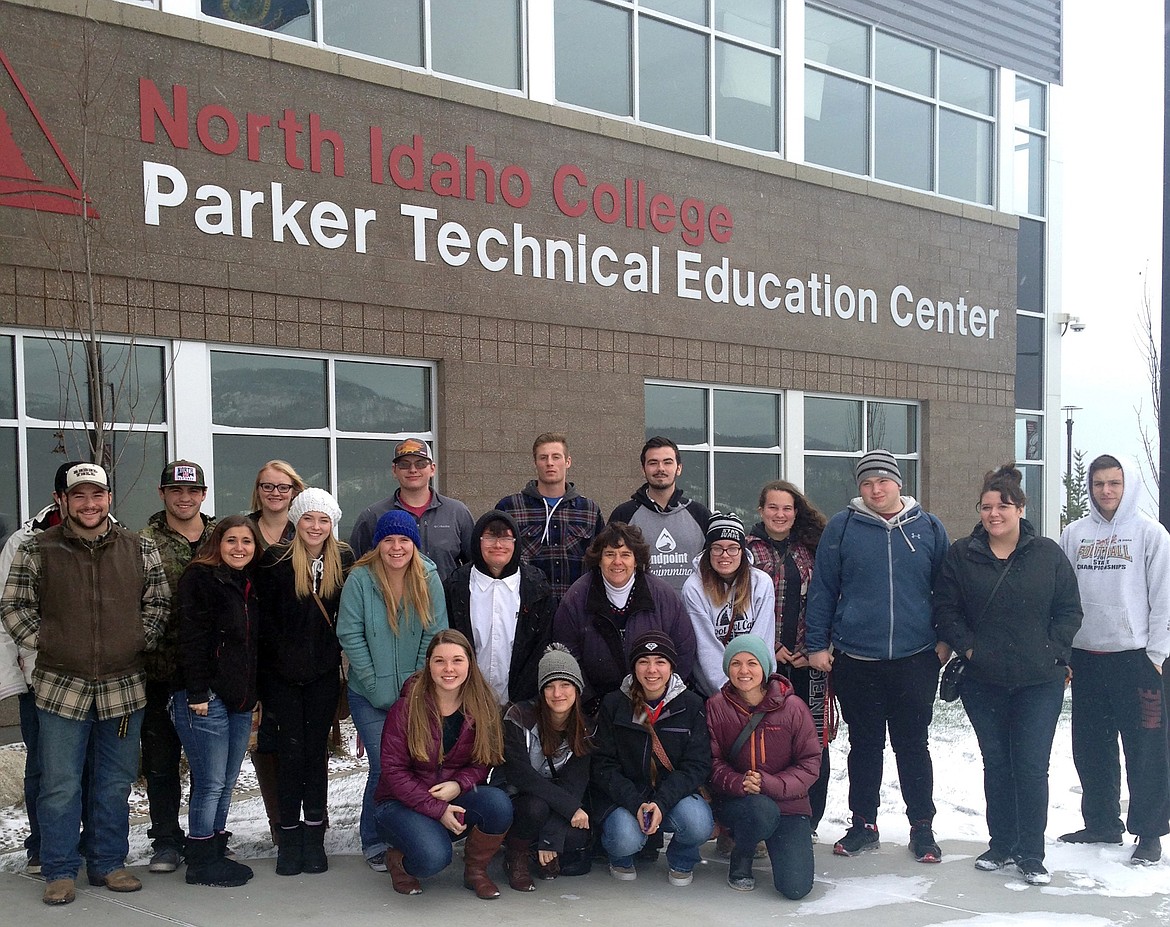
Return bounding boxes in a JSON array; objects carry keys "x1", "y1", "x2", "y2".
[
  {"x1": 374, "y1": 676, "x2": 490, "y2": 819},
  {"x1": 705, "y1": 674, "x2": 821, "y2": 817}
]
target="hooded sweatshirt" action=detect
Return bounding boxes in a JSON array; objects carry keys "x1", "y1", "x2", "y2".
[
  {"x1": 609, "y1": 486, "x2": 711, "y2": 594},
  {"x1": 1059, "y1": 455, "x2": 1170, "y2": 666},
  {"x1": 805, "y1": 495, "x2": 948, "y2": 660},
  {"x1": 444, "y1": 510, "x2": 557, "y2": 703},
  {"x1": 682, "y1": 566, "x2": 775, "y2": 697}
]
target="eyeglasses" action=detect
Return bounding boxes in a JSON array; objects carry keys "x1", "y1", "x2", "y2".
[
  {"x1": 482, "y1": 536, "x2": 516, "y2": 546},
  {"x1": 258, "y1": 482, "x2": 294, "y2": 494},
  {"x1": 394, "y1": 458, "x2": 431, "y2": 471},
  {"x1": 710, "y1": 544, "x2": 742, "y2": 557}
]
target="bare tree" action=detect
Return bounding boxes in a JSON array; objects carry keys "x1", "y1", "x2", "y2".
[{"x1": 1135, "y1": 277, "x2": 1160, "y2": 493}]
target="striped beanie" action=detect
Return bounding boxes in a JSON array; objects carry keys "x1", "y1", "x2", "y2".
[
  {"x1": 705, "y1": 511, "x2": 746, "y2": 549},
  {"x1": 855, "y1": 449, "x2": 902, "y2": 487}
]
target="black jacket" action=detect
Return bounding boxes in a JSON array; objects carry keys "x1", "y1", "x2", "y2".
[
  {"x1": 177, "y1": 562, "x2": 259, "y2": 711},
  {"x1": 444, "y1": 510, "x2": 558, "y2": 703},
  {"x1": 255, "y1": 544, "x2": 355, "y2": 686},
  {"x1": 934, "y1": 519, "x2": 1083, "y2": 688},
  {"x1": 590, "y1": 675, "x2": 712, "y2": 820}
]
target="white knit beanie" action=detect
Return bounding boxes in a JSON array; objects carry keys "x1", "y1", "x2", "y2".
[{"x1": 288, "y1": 487, "x2": 342, "y2": 537}]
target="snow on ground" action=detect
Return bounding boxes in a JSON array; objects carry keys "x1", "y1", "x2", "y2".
[{"x1": 0, "y1": 695, "x2": 1169, "y2": 905}]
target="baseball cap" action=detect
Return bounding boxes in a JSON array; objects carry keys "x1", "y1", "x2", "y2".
[
  {"x1": 393, "y1": 438, "x2": 433, "y2": 462},
  {"x1": 160, "y1": 459, "x2": 206, "y2": 489},
  {"x1": 63, "y1": 462, "x2": 109, "y2": 492}
]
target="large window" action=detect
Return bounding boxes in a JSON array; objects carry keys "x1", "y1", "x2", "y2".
[
  {"x1": 803, "y1": 396, "x2": 919, "y2": 515},
  {"x1": 210, "y1": 349, "x2": 435, "y2": 537},
  {"x1": 205, "y1": 0, "x2": 525, "y2": 92},
  {"x1": 1014, "y1": 77, "x2": 1047, "y2": 217},
  {"x1": 556, "y1": 0, "x2": 782, "y2": 152},
  {"x1": 804, "y1": 6, "x2": 995, "y2": 205},
  {"x1": 644, "y1": 381, "x2": 781, "y2": 521},
  {"x1": 0, "y1": 332, "x2": 170, "y2": 531}
]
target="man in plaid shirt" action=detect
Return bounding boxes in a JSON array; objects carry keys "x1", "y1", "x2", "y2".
[
  {"x1": 496, "y1": 432, "x2": 604, "y2": 600},
  {"x1": 1, "y1": 462, "x2": 170, "y2": 906}
]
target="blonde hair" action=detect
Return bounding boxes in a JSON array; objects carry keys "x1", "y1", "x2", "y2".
[
  {"x1": 273, "y1": 530, "x2": 349, "y2": 600},
  {"x1": 250, "y1": 459, "x2": 305, "y2": 511},
  {"x1": 405, "y1": 630, "x2": 503, "y2": 766},
  {"x1": 354, "y1": 542, "x2": 433, "y2": 635}
]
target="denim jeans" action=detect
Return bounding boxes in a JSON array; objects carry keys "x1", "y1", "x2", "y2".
[
  {"x1": 170, "y1": 691, "x2": 252, "y2": 838},
  {"x1": 716, "y1": 795, "x2": 814, "y2": 899},
  {"x1": 348, "y1": 687, "x2": 390, "y2": 858},
  {"x1": 961, "y1": 675, "x2": 1065, "y2": 861},
  {"x1": 141, "y1": 680, "x2": 185, "y2": 847},
  {"x1": 37, "y1": 705, "x2": 143, "y2": 882},
  {"x1": 832, "y1": 649, "x2": 940, "y2": 824},
  {"x1": 601, "y1": 794, "x2": 713, "y2": 873},
  {"x1": 374, "y1": 785, "x2": 513, "y2": 878}
]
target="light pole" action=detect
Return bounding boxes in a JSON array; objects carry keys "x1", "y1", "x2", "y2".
[{"x1": 1061, "y1": 405, "x2": 1082, "y2": 520}]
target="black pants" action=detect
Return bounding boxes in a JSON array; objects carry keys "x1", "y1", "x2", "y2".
[
  {"x1": 265, "y1": 671, "x2": 340, "y2": 826},
  {"x1": 778, "y1": 664, "x2": 832, "y2": 830},
  {"x1": 1070, "y1": 649, "x2": 1170, "y2": 838},
  {"x1": 832, "y1": 649, "x2": 940, "y2": 826},
  {"x1": 141, "y1": 680, "x2": 185, "y2": 847},
  {"x1": 510, "y1": 792, "x2": 591, "y2": 855}
]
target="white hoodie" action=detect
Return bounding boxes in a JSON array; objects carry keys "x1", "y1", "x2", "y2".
[{"x1": 1059, "y1": 455, "x2": 1170, "y2": 666}]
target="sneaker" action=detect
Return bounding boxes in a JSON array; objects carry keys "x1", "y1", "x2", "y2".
[
  {"x1": 668, "y1": 868, "x2": 693, "y2": 886},
  {"x1": 26, "y1": 855, "x2": 41, "y2": 876},
  {"x1": 909, "y1": 821, "x2": 941, "y2": 863},
  {"x1": 1131, "y1": 836, "x2": 1162, "y2": 866},
  {"x1": 149, "y1": 845, "x2": 182, "y2": 873},
  {"x1": 834, "y1": 821, "x2": 879, "y2": 857},
  {"x1": 975, "y1": 848, "x2": 1016, "y2": 871},
  {"x1": 1058, "y1": 827, "x2": 1123, "y2": 845},
  {"x1": 1016, "y1": 858, "x2": 1051, "y2": 885},
  {"x1": 811, "y1": 831, "x2": 819, "y2": 845},
  {"x1": 366, "y1": 852, "x2": 388, "y2": 872},
  {"x1": 728, "y1": 855, "x2": 755, "y2": 892},
  {"x1": 609, "y1": 863, "x2": 637, "y2": 881}
]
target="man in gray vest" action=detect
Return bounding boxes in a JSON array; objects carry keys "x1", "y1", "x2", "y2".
[
  {"x1": 609, "y1": 436, "x2": 711, "y2": 595},
  {"x1": 1, "y1": 463, "x2": 170, "y2": 905}
]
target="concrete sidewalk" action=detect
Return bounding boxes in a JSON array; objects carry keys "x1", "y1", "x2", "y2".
[{"x1": 2, "y1": 837, "x2": 1166, "y2": 926}]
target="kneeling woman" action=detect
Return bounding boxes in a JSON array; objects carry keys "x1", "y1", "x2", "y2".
[
  {"x1": 374, "y1": 630, "x2": 512, "y2": 898},
  {"x1": 502, "y1": 645, "x2": 594, "y2": 891},
  {"x1": 591, "y1": 631, "x2": 713, "y2": 885},
  {"x1": 706, "y1": 635, "x2": 820, "y2": 898},
  {"x1": 173, "y1": 516, "x2": 264, "y2": 888}
]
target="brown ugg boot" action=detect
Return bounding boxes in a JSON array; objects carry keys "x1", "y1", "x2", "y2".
[
  {"x1": 385, "y1": 848, "x2": 421, "y2": 895},
  {"x1": 463, "y1": 827, "x2": 505, "y2": 899},
  {"x1": 504, "y1": 835, "x2": 535, "y2": 892}
]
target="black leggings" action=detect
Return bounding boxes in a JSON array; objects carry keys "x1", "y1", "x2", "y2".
[{"x1": 265, "y1": 670, "x2": 340, "y2": 826}]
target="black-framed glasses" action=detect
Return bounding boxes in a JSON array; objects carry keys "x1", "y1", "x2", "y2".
[{"x1": 258, "y1": 482, "x2": 294, "y2": 494}]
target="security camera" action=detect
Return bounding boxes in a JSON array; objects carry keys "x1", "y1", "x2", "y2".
[{"x1": 1069, "y1": 320, "x2": 1086, "y2": 333}]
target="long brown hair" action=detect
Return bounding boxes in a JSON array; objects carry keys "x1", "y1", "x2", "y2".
[
  {"x1": 757, "y1": 480, "x2": 827, "y2": 550},
  {"x1": 405, "y1": 630, "x2": 503, "y2": 766},
  {"x1": 537, "y1": 682, "x2": 591, "y2": 758},
  {"x1": 699, "y1": 549, "x2": 752, "y2": 618},
  {"x1": 353, "y1": 541, "x2": 433, "y2": 634},
  {"x1": 189, "y1": 515, "x2": 261, "y2": 569}
]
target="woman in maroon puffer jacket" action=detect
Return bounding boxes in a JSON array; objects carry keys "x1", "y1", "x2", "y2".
[{"x1": 706, "y1": 635, "x2": 820, "y2": 899}]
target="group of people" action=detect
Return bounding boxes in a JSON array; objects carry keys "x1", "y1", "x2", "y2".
[{"x1": 0, "y1": 430, "x2": 1166, "y2": 906}]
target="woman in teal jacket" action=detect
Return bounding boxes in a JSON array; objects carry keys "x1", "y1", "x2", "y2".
[{"x1": 337, "y1": 510, "x2": 448, "y2": 871}]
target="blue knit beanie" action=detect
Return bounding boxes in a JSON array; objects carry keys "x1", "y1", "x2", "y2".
[
  {"x1": 373, "y1": 509, "x2": 422, "y2": 548},
  {"x1": 722, "y1": 634, "x2": 776, "y2": 677}
]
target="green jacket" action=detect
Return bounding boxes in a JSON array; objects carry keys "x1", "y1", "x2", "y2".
[{"x1": 140, "y1": 510, "x2": 216, "y2": 686}]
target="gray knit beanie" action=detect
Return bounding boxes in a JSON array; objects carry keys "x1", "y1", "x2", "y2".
[
  {"x1": 722, "y1": 634, "x2": 776, "y2": 677},
  {"x1": 855, "y1": 449, "x2": 902, "y2": 487},
  {"x1": 538, "y1": 643, "x2": 584, "y2": 693}
]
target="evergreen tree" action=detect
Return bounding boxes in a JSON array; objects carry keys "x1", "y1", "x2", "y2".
[{"x1": 1061, "y1": 449, "x2": 1089, "y2": 529}]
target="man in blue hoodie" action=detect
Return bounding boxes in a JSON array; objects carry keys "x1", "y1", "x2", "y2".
[
  {"x1": 805, "y1": 450, "x2": 949, "y2": 863},
  {"x1": 1058, "y1": 454, "x2": 1170, "y2": 865}
]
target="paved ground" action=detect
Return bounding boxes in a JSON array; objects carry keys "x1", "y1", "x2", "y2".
[{"x1": 1, "y1": 836, "x2": 1167, "y2": 926}]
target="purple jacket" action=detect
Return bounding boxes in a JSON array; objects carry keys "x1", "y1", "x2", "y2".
[
  {"x1": 705, "y1": 674, "x2": 821, "y2": 817},
  {"x1": 374, "y1": 676, "x2": 490, "y2": 819},
  {"x1": 553, "y1": 568, "x2": 695, "y2": 715}
]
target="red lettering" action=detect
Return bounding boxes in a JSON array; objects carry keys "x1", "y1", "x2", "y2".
[
  {"x1": 196, "y1": 104, "x2": 238, "y2": 156},
  {"x1": 649, "y1": 193, "x2": 675, "y2": 233},
  {"x1": 246, "y1": 112, "x2": 270, "y2": 162},
  {"x1": 709, "y1": 204, "x2": 733, "y2": 244},
  {"x1": 500, "y1": 164, "x2": 532, "y2": 208},
  {"x1": 277, "y1": 109, "x2": 304, "y2": 170},
  {"x1": 389, "y1": 134, "x2": 425, "y2": 190},
  {"x1": 309, "y1": 113, "x2": 344, "y2": 177},
  {"x1": 464, "y1": 145, "x2": 495, "y2": 203},
  {"x1": 679, "y1": 197, "x2": 705, "y2": 246},
  {"x1": 430, "y1": 152, "x2": 461, "y2": 197},
  {"x1": 592, "y1": 182, "x2": 621, "y2": 223},
  {"x1": 139, "y1": 79, "x2": 188, "y2": 148},
  {"x1": 553, "y1": 163, "x2": 588, "y2": 217}
]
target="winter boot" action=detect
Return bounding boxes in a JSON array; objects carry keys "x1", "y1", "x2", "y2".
[
  {"x1": 302, "y1": 822, "x2": 328, "y2": 874},
  {"x1": 463, "y1": 827, "x2": 506, "y2": 899},
  {"x1": 385, "y1": 848, "x2": 422, "y2": 895},
  {"x1": 185, "y1": 836, "x2": 252, "y2": 887},
  {"x1": 275, "y1": 823, "x2": 305, "y2": 876},
  {"x1": 504, "y1": 836, "x2": 535, "y2": 892},
  {"x1": 215, "y1": 832, "x2": 252, "y2": 879},
  {"x1": 251, "y1": 750, "x2": 282, "y2": 846}
]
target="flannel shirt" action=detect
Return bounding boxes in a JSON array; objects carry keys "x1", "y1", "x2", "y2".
[{"x1": 0, "y1": 522, "x2": 170, "y2": 721}]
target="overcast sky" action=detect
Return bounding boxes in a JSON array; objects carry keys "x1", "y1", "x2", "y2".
[{"x1": 1058, "y1": 3, "x2": 1163, "y2": 507}]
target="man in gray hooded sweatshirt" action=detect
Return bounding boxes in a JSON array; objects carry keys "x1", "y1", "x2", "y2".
[{"x1": 1059, "y1": 454, "x2": 1170, "y2": 865}]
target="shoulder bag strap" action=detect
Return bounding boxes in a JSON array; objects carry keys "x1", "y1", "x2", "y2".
[{"x1": 727, "y1": 710, "x2": 767, "y2": 761}]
